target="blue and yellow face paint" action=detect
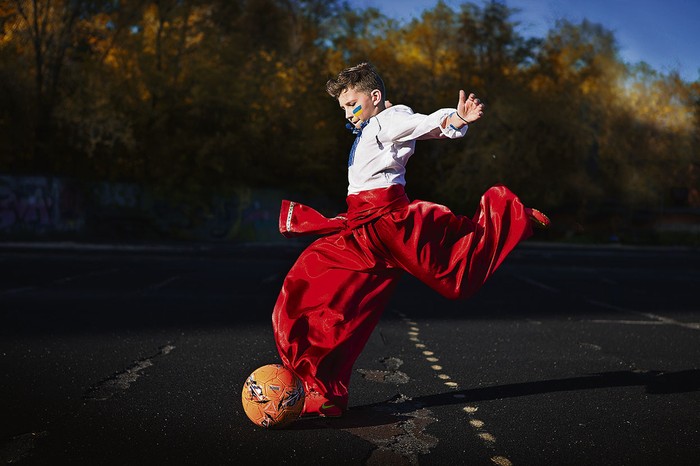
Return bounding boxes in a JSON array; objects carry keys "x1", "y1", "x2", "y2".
[{"x1": 352, "y1": 105, "x2": 363, "y2": 120}]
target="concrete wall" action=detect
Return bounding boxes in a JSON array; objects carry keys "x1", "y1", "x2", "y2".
[{"x1": 0, "y1": 175, "x2": 296, "y2": 243}]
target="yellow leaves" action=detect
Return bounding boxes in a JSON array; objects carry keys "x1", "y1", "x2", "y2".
[
  {"x1": 622, "y1": 77, "x2": 694, "y2": 132},
  {"x1": 528, "y1": 74, "x2": 553, "y2": 93},
  {"x1": 395, "y1": 43, "x2": 432, "y2": 69},
  {"x1": 0, "y1": 3, "x2": 30, "y2": 50},
  {"x1": 324, "y1": 49, "x2": 345, "y2": 78},
  {"x1": 393, "y1": 7, "x2": 458, "y2": 79},
  {"x1": 140, "y1": 4, "x2": 159, "y2": 55},
  {"x1": 391, "y1": 39, "x2": 456, "y2": 77},
  {"x1": 140, "y1": 3, "x2": 208, "y2": 55},
  {"x1": 272, "y1": 63, "x2": 298, "y2": 111},
  {"x1": 257, "y1": 53, "x2": 315, "y2": 114},
  {"x1": 102, "y1": 47, "x2": 121, "y2": 69}
]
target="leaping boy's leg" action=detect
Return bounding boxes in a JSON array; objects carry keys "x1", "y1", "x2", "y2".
[
  {"x1": 272, "y1": 234, "x2": 401, "y2": 417},
  {"x1": 377, "y1": 185, "x2": 535, "y2": 300}
]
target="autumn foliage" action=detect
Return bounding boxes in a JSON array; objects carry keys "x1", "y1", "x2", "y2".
[{"x1": 1, "y1": 0, "x2": 698, "y2": 240}]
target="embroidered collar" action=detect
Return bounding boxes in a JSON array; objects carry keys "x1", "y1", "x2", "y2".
[{"x1": 346, "y1": 119, "x2": 370, "y2": 135}]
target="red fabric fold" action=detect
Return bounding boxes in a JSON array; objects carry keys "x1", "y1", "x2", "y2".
[
  {"x1": 272, "y1": 184, "x2": 533, "y2": 409},
  {"x1": 344, "y1": 184, "x2": 410, "y2": 229},
  {"x1": 278, "y1": 184, "x2": 410, "y2": 238},
  {"x1": 278, "y1": 200, "x2": 347, "y2": 238}
]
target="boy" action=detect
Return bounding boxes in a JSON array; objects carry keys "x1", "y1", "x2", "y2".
[{"x1": 272, "y1": 62, "x2": 549, "y2": 418}]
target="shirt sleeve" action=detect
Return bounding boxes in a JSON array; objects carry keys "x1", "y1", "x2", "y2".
[{"x1": 379, "y1": 105, "x2": 468, "y2": 142}]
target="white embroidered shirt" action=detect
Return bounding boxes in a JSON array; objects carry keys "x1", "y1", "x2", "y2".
[{"x1": 347, "y1": 105, "x2": 467, "y2": 194}]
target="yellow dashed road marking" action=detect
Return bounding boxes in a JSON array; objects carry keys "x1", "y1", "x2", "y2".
[
  {"x1": 491, "y1": 456, "x2": 513, "y2": 466},
  {"x1": 399, "y1": 313, "x2": 513, "y2": 466}
]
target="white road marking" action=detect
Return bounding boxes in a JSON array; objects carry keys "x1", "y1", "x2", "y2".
[
  {"x1": 0, "y1": 286, "x2": 36, "y2": 296},
  {"x1": 512, "y1": 274, "x2": 560, "y2": 293},
  {"x1": 147, "y1": 275, "x2": 180, "y2": 290},
  {"x1": 261, "y1": 273, "x2": 280, "y2": 284},
  {"x1": 1, "y1": 268, "x2": 120, "y2": 295},
  {"x1": 514, "y1": 274, "x2": 700, "y2": 331},
  {"x1": 586, "y1": 299, "x2": 700, "y2": 331},
  {"x1": 54, "y1": 268, "x2": 120, "y2": 284}
]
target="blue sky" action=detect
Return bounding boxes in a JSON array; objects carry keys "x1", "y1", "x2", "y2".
[{"x1": 354, "y1": 0, "x2": 700, "y2": 82}]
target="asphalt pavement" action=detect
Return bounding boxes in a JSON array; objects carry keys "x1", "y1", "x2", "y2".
[{"x1": 1, "y1": 241, "x2": 699, "y2": 465}]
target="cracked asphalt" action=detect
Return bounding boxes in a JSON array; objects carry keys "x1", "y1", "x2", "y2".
[{"x1": 1, "y1": 242, "x2": 699, "y2": 465}]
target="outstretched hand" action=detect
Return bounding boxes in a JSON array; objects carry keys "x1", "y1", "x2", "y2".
[{"x1": 456, "y1": 90, "x2": 484, "y2": 124}]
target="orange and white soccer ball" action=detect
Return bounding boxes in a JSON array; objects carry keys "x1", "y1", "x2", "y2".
[{"x1": 241, "y1": 364, "x2": 305, "y2": 428}]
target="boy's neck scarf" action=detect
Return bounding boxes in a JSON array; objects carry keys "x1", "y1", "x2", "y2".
[
  {"x1": 346, "y1": 120, "x2": 369, "y2": 135},
  {"x1": 346, "y1": 119, "x2": 370, "y2": 167}
]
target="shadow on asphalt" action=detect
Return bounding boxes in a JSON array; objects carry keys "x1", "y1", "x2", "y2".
[
  {"x1": 288, "y1": 409, "x2": 415, "y2": 430},
  {"x1": 294, "y1": 370, "x2": 700, "y2": 429}
]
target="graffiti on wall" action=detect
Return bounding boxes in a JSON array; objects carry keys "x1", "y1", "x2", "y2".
[
  {"x1": 0, "y1": 175, "x2": 294, "y2": 241},
  {"x1": 0, "y1": 176, "x2": 84, "y2": 233},
  {"x1": 200, "y1": 187, "x2": 279, "y2": 241}
]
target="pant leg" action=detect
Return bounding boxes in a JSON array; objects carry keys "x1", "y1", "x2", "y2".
[
  {"x1": 375, "y1": 185, "x2": 533, "y2": 299},
  {"x1": 272, "y1": 231, "x2": 401, "y2": 408}
]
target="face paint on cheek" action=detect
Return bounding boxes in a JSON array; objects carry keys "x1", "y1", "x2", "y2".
[{"x1": 352, "y1": 105, "x2": 363, "y2": 119}]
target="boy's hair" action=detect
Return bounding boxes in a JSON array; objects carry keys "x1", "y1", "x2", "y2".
[{"x1": 326, "y1": 62, "x2": 386, "y2": 100}]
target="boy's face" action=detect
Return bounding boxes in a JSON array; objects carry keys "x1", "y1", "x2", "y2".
[{"x1": 338, "y1": 86, "x2": 383, "y2": 129}]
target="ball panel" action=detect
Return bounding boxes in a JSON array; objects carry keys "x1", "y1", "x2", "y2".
[{"x1": 241, "y1": 364, "x2": 305, "y2": 428}]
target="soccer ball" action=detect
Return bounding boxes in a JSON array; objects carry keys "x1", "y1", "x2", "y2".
[{"x1": 241, "y1": 364, "x2": 305, "y2": 428}]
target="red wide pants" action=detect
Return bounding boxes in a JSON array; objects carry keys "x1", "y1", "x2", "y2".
[{"x1": 272, "y1": 184, "x2": 533, "y2": 408}]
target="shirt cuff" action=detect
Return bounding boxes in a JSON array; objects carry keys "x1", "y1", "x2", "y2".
[{"x1": 440, "y1": 110, "x2": 468, "y2": 138}]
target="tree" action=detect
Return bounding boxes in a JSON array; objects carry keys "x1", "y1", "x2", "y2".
[{"x1": 3, "y1": 0, "x2": 101, "y2": 167}]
